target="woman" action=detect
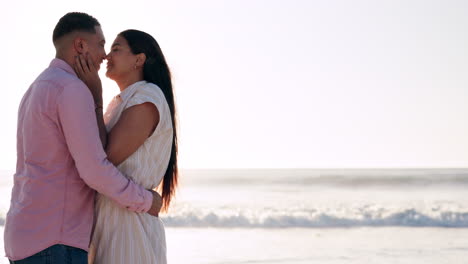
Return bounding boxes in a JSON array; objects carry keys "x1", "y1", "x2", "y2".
[{"x1": 74, "y1": 29, "x2": 178, "y2": 264}]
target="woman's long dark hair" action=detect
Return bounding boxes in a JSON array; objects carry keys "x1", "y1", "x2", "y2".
[{"x1": 120, "y1": 29, "x2": 178, "y2": 212}]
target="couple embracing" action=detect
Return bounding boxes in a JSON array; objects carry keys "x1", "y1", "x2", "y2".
[{"x1": 4, "y1": 12, "x2": 177, "y2": 264}]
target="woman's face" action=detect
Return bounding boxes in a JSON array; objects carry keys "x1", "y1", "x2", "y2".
[{"x1": 105, "y1": 35, "x2": 138, "y2": 80}]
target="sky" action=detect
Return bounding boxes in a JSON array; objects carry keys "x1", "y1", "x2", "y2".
[{"x1": 1, "y1": 0, "x2": 468, "y2": 169}]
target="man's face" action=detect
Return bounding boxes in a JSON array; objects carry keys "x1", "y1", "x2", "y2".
[{"x1": 81, "y1": 26, "x2": 106, "y2": 70}]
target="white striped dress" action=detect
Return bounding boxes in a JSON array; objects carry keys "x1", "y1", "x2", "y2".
[{"x1": 89, "y1": 80, "x2": 173, "y2": 264}]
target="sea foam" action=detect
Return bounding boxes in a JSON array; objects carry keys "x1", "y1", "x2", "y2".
[{"x1": 159, "y1": 205, "x2": 468, "y2": 228}]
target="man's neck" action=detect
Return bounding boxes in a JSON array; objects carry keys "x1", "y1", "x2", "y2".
[{"x1": 55, "y1": 52, "x2": 75, "y2": 70}]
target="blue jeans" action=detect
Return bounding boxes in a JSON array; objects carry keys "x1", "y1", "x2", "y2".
[{"x1": 9, "y1": 244, "x2": 87, "y2": 264}]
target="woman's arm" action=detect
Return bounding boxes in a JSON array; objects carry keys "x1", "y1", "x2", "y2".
[
  {"x1": 106, "y1": 102, "x2": 159, "y2": 166},
  {"x1": 74, "y1": 54, "x2": 107, "y2": 147},
  {"x1": 95, "y1": 106, "x2": 107, "y2": 147},
  {"x1": 73, "y1": 54, "x2": 159, "y2": 166}
]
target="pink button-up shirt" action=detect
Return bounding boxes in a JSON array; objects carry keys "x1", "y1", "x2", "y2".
[{"x1": 4, "y1": 59, "x2": 153, "y2": 261}]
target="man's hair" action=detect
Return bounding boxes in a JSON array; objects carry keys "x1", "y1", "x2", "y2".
[{"x1": 52, "y1": 12, "x2": 100, "y2": 43}]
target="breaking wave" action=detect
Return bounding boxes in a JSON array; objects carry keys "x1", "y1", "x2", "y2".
[{"x1": 160, "y1": 207, "x2": 468, "y2": 228}]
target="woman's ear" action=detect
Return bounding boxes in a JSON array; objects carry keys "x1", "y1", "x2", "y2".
[{"x1": 136, "y1": 53, "x2": 147, "y2": 67}]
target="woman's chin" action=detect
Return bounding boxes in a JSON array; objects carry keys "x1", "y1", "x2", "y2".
[{"x1": 105, "y1": 71, "x2": 115, "y2": 80}]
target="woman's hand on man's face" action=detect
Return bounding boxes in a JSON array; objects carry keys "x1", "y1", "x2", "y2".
[{"x1": 74, "y1": 53, "x2": 103, "y2": 107}]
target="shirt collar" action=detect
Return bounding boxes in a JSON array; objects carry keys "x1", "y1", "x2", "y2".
[
  {"x1": 49, "y1": 58, "x2": 77, "y2": 77},
  {"x1": 119, "y1": 80, "x2": 146, "y2": 101}
]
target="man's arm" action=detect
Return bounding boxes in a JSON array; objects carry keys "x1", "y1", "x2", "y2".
[{"x1": 57, "y1": 81, "x2": 159, "y2": 214}]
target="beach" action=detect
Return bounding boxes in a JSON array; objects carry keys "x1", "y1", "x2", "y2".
[
  {"x1": 166, "y1": 227, "x2": 468, "y2": 264},
  {"x1": 2, "y1": 168, "x2": 468, "y2": 263},
  {"x1": 2, "y1": 227, "x2": 467, "y2": 264}
]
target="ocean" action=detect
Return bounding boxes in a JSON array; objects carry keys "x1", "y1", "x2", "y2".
[{"x1": 1, "y1": 168, "x2": 468, "y2": 263}]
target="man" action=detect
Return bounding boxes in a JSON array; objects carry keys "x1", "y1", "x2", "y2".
[{"x1": 4, "y1": 12, "x2": 162, "y2": 263}]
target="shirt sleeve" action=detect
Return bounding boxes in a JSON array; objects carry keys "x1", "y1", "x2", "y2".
[
  {"x1": 57, "y1": 81, "x2": 152, "y2": 213},
  {"x1": 126, "y1": 85, "x2": 162, "y2": 111}
]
